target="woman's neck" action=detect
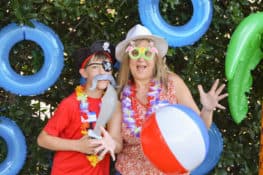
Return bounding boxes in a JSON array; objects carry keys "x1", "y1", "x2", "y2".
[
  {"x1": 133, "y1": 79, "x2": 151, "y2": 90},
  {"x1": 133, "y1": 79, "x2": 152, "y2": 105}
]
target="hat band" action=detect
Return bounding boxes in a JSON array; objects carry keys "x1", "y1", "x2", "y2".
[{"x1": 80, "y1": 52, "x2": 112, "y2": 69}]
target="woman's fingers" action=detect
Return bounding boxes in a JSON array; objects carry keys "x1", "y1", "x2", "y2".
[
  {"x1": 93, "y1": 140, "x2": 116, "y2": 161},
  {"x1": 210, "y1": 79, "x2": 219, "y2": 93},
  {"x1": 100, "y1": 126, "x2": 108, "y2": 136},
  {"x1": 218, "y1": 93, "x2": 228, "y2": 101},
  {"x1": 94, "y1": 144, "x2": 104, "y2": 154},
  {"x1": 89, "y1": 126, "x2": 116, "y2": 160},
  {"x1": 108, "y1": 150, "x2": 115, "y2": 161},
  {"x1": 98, "y1": 148, "x2": 115, "y2": 161},
  {"x1": 198, "y1": 84, "x2": 205, "y2": 96},
  {"x1": 215, "y1": 83, "x2": 226, "y2": 95},
  {"x1": 216, "y1": 103, "x2": 226, "y2": 110}
]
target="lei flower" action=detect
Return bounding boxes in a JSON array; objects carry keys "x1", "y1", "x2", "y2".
[
  {"x1": 75, "y1": 85, "x2": 100, "y2": 167},
  {"x1": 121, "y1": 80, "x2": 169, "y2": 137}
]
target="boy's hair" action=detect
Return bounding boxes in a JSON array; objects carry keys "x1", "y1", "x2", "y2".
[{"x1": 72, "y1": 40, "x2": 116, "y2": 70}]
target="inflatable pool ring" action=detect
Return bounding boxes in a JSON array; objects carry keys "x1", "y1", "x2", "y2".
[
  {"x1": 191, "y1": 123, "x2": 223, "y2": 175},
  {"x1": 0, "y1": 116, "x2": 27, "y2": 175},
  {"x1": 225, "y1": 12, "x2": 263, "y2": 124},
  {"x1": 138, "y1": 0, "x2": 213, "y2": 47},
  {"x1": 0, "y1": 19, "x2": 64, "y2": 96},
  {"x1": 141, "y1": 105, "x2": 209, "y2": 174}
]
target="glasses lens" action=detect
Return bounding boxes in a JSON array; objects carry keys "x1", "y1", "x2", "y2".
[
  {"x1": 131, "y1": 49, "x2": 139, "y2": 57},
  {"x1": 144, "y1": 49, "x2": 154, "y2": 60},
  {"x1": 129, "y1": 48, "x2": 140, "y2": 60}
]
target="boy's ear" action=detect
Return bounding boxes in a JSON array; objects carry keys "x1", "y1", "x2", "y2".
[{"x1": 79, "y1": 68, "x2": 88, "y2": 78}]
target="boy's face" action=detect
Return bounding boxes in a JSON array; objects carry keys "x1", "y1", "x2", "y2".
[{"x1": 80, "y1": 58, "x2": 113, "y2": 90}]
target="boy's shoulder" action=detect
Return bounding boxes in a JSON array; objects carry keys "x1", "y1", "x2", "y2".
[{"x1": 60, "y1": 92, "x2": 78, "y2": 106}]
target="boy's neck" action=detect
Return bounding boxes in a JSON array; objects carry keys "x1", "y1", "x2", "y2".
[{"x1": 84, "y1": 87, "x2": 104, "y2": 98}]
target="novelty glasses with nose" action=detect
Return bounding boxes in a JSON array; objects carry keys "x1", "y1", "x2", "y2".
[{"x1": 125, "y1": 41, "x2": 158, "y2": 60}]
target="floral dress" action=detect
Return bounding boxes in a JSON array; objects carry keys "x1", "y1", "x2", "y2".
[{"x1": 115, "y1": 78, "x2": 190, "y2": 175}]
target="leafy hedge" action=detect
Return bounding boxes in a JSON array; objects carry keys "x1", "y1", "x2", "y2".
[{"x1": 0, "y1": 0, "x2": 262, "y2": 174}]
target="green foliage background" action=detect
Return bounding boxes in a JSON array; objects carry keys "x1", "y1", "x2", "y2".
[{"x1": 0, "y1": 0, "x2": 262, "y2": 174}]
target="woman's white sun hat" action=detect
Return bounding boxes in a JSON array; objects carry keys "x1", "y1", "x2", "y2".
[{"x1": 115, "y1": 24, "x2": 168, "y2": 62}]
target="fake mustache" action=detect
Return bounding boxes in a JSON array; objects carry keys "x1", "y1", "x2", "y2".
[{"x1": 89, "y1": 74, "x2": 116, "y2": 91}]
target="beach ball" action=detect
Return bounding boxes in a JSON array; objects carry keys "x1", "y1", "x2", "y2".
[{"x1": 141, "y1": 104, "x2": 209, "y2": 174}]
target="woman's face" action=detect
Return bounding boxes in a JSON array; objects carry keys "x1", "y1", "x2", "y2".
[{"x1": 128, "y1": 40, "x2": 157, "y2": 82}]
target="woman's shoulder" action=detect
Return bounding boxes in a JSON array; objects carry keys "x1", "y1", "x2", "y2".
[
  {"x1": 165, "y1": 72, "x2": 190, "y2": 94},
  {"x1": 167, "y1": 72, "x2": 184, "y2": 84},
  {"x1": 160, "y1": 72, "x2": 178, "y2": 103}
]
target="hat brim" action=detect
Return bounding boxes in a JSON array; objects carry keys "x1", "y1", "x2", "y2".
[{"x1": 115, "y1": 35, "x2": 168, "y2": 62}]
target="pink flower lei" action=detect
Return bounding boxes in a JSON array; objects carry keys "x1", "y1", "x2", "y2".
[{"x1": 121, "y1": 80, "x2": 169, "y2": 137}]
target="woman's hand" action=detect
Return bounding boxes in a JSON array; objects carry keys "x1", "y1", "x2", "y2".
[
  {"x1": 92, "y1": 126, "x2": 116, "y2": 161},
  {"x1": 198, "y1": 79, "x2": 228, "y2": 111}
]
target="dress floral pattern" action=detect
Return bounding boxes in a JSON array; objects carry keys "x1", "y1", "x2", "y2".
[{"x1": 116, "y1": 78, "x2": 190, "y2": 175}]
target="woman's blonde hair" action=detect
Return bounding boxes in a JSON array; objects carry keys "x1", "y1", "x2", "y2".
[{"x1": 117, "y1": 39, "x2": 170, "y2": 97}]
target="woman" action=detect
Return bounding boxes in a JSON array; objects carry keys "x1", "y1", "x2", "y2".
[
  {"x1": 37, "y1": 40, "x2": 122, "y2": 175},
  {"x1": 111, "y1": 24, "x2": 228, "y2": 175}
]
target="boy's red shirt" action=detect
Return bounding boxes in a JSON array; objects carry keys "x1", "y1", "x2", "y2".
[{"x1": 44, "y1": 93, "x2": 110, "y2": 175}]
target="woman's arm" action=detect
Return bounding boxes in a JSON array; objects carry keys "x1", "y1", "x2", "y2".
[{"x1": 172, "y1": 74, "x2": 227, "y2": 128}]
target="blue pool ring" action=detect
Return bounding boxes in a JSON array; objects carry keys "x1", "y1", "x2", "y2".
[
  {"x1": 139, "y1": 0, "x2": 213, "y2": 47},
  {"x1": 191, "y1": 123, "x2": 223, "y2": 175},
  {"x1": 0, "y1": 19, "x2": 64, "y2": 96},
  {"x1": 0, "y1": 116, "x2": 27, "y2": 175}
]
